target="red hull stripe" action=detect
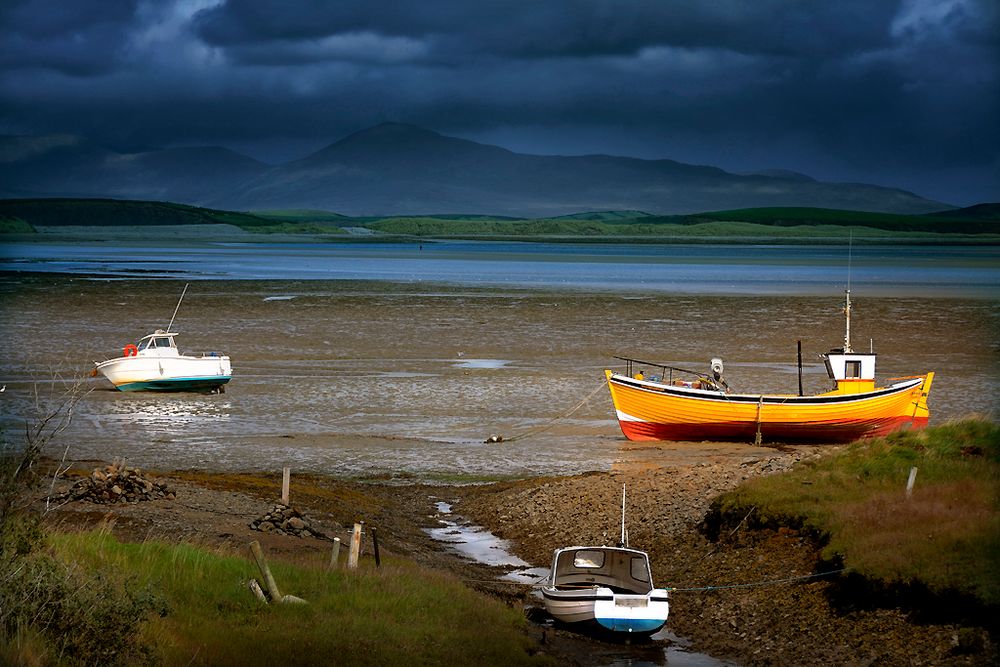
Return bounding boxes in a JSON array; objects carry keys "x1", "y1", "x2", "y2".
[{"x1": 618, "y1": 416, "x2": 929, "y2": 443}]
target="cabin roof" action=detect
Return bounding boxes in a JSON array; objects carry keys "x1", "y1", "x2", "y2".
[
  {"x1": 138, "y1": 330, "x2": 179, "y2": 341},
  {"x1": 553, "y1": 546, "x2": 648, "y2": 558}
]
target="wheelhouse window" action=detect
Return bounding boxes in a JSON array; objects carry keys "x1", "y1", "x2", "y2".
[
  {"x1": 845, "y1": 360, "x2": 862, "y2": 378},
  {"x1": 138, "y1": 339, "x2": 150, "y2": 351},
  {"x1": 572, "y1": 550, "x2": 606, "y2": 569},
  {"x1": 630, "y1": 557, "x2": 650, "y2": 582},
  {"x1": 154, "y1": 337, "x2": 172, "y2": 348}
]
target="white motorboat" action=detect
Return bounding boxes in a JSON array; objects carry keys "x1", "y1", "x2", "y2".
[
  {"x1": 92, "y1": 284, "x2": 232, "y2": 392},
  {"x1": 94, "y1": 329, "x2": 231, "y2": 392},
  {"x1": 540, "y1": 486, "x2": 670, "y2": 636}
]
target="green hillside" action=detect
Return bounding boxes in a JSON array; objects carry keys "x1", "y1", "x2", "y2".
[
  {"x1": 364, "y1": 206, "x2": 999, "y2": 240},
  {"x1": 657, "y1": 206, "x2": 999, "y2": 234},
  {"x1": 928, "y1": 202, "x2": 1000, "y2": 220},
  {"x1": 3, "y1": 198, "x2": 998, "y2": 241},
  {"x1": 0, "y1": 198, "x2": 345, "y2": 234},
  {"x1": 248, "y1": 208, "x2": 349, "y2": 223}
]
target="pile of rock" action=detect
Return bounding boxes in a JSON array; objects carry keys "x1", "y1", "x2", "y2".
[
  {"x1": 62, "y1": 461, "x2": 175, "y2": 504},
  {"x1": 249, "y1": 504, "x2": 324, "y2": 539}
]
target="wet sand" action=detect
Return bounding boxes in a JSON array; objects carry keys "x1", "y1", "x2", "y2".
[{"x1": 2, "y1": 275, "x2": 997, "y2": 477}]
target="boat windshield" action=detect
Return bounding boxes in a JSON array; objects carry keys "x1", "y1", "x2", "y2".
[
  {"x1": 137, "y1": 338, "x2": 150, "y2": 351},
  {"x1": 555, "y1": 548, "x2": 652, "y2": 592},
  {"x1": 573, "y1": 550, "x2": 606, "y2": 568}
]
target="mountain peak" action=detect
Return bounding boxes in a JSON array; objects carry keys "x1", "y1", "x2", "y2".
[
  {"x1": 1, "y1": 124, "x2": 951, "y2": 216},
  {"x1": 295, "y1": 122, "x2": 512, "y2": 167},
  {"x1": 349, "y1": 122, "x2": 439, "y2": 138}
]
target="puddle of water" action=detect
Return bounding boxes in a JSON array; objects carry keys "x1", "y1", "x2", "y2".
[
  {"x1": 451, "y1": 358, "x2": 512, "y2": 369},
  {"x1": 652, "y1": 629, "x2": 740, "y2": 666},
  {"x1": 425, "y1": 501, "x2": 530, "y2": 567}
]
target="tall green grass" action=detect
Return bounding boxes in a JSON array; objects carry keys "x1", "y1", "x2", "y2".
[
  {"x1": 48, "y1": 531, "x2": 550, "y2": 666},
  {"x1": 709, "y1": 418, "x2": 1000, "y2": 604}
]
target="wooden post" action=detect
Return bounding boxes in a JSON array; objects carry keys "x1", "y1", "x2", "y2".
[
  {"x1": 281, "y1": 466, "x2": 290, "y2": 504},
  {"x1": 329, "y1": 537, "x2": 341, "y2": 570},
  {"x1": 248, "y1": 579, "x2": 268, "y2": 604},
  {"x1": 372, "y1": 526, "x2": 381, "y2": 568},
  {"x1": 906, "y1": 467, "x2": 918, "y2": 497},
  {"x1": 348, "y1": 522, "x2": 363, "y2": 570},
  {"x1": 249, "y1": 540, "x2": 281, "y2": 601}
]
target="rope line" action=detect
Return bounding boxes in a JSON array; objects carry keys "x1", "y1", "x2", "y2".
[
  {"x1": 460, "y1": 567, "x2": 848, "y2": 591},
  {"x1": 667, "y1": 568, "x2": 847, "y2": 592},
  {"x1": 496, "y1": 377, "x2": 608, "y2": 443}
]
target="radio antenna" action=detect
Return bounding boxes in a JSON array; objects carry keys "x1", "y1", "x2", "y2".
[
  {"x1": 620, "y1": 483, "x2": 628, "y2": 547},
  {"x1": 843, "y1": 233, "x2": 853, "y2": 352},
  {"x1": 167, "y1": 283, "x2": 189, "y2": 333}
]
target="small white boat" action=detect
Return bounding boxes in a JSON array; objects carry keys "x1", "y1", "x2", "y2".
[
  {"x1": 540, "y1": 486, "x2": 670, "y2": 636},
  {"x1": 92, "y1": 284, "x2": 232, "y2": 392},
  {"x1": 94, "y1": 330, "x2": 232, "y2": 392}
]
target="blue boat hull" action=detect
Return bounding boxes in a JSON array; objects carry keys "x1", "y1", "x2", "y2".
[{"x1": 115, "y1": 376, "x2": 231, "y2": 392}]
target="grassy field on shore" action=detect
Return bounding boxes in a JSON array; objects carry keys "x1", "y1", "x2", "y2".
[
  {"x1": 2, "y1": 526, "x2": 548, "y2": 666},
  {"x1": 707, "y1": 418, "x2": 1000, "y2": 607},
  {"x1": 3, "y1": 197, "x2": 998, "y2": 242}
]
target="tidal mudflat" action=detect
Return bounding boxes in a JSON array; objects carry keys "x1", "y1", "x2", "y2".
[{"x1": 1, "y1": 275, "x2": 996, "y2": 478}]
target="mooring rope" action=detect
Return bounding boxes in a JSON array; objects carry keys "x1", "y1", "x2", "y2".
[
  {"x1": 488, "y1": 377, "x2": 608, "y2": 443},
  {"x1": 460, "y1": 567, "x2": 848, "y2": 591},
  {"x1": 666, "y1": 568, "x2": 848, "y2": 592}
]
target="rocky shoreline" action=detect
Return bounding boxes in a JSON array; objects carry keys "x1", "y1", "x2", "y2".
[{"x1": 40, "y1": 448, "x2": 995, "y2": 666}]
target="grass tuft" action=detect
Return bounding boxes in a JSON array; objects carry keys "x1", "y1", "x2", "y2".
[{"x1": 708, "y1": 417, "x2": 1000, "y2": 605}]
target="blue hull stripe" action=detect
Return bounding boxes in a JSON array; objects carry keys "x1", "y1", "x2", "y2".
[
  {"x1": 596, "y1": 617, "x2": 667, "y2": 633},
  {"x1": 116, "y1": 376, "x2": 231, "y2": 392}
]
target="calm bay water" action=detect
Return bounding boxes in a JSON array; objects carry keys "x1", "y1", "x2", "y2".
[
  {"x1": 1, "y1": 241, "x2": 998, "y2": 478},
  {"x1": 3, "y1": 240, "x2": 999, "y2": 296}
]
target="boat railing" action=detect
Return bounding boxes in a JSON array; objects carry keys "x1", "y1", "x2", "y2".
[{"x1": 612, "y1": 356, "x2": 709, "y2": 385}]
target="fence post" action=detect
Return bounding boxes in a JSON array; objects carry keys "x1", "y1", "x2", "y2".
[
  {"x1": 250, "y1": 540, "x2": 281, "y2": 601},
  {"x1": 281, "y1": 466, "x2": 290, "y2": 504},
  {"x1": 348, "y1": 522, "x2": 363, "y2": 570},
  {"x1": 329, "y1": 537, "x2": 341, "y2": 570},
  {"x1": 906, "y1": 467, "x2": 918, "y2": 497}
]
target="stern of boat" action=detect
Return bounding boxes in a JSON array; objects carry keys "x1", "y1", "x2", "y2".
[
  {"x1": 911, "y1": 371, "x2": 934, "y2": 426},
  {"x1": 593, "y1": 590, "x2": 670, "y2": 635}
]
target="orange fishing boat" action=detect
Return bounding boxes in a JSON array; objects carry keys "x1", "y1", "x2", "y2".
[{"x1": 605, "y1": 291, "x2": 933, "y2": 444}]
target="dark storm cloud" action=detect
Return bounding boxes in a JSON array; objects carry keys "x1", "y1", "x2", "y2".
[
  {"x1": 0, "y1": 0, "x2": 140, "y2": 75},
  {"x1": 0, "y1": 0, "x2": 997, "y2": 203},
  {"x1": 191, "y1": 1, "x2": 899, "y2": 61}
]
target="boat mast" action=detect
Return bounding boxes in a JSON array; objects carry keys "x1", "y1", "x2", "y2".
[
  {"x1": 843, "y1": 234, "x2": 853, "y2": 353},
  {"x1": 166, "y1": 283, "x2": 189, "y2": 333},
  {"x1": 843, "y1": 289, "x2": 852, "y2": 353},
  {"x1": 620, "y1": 483, "x2": 627, "y2": 547}
]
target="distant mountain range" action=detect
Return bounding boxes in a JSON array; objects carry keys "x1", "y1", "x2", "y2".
[{"x1": 0, "y1": 123, "x2": 950, "y2": 217}]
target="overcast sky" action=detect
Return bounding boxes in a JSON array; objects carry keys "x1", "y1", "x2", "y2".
[{"x1": 2, "y1": 0, "x2": 997, "y2": 205}]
